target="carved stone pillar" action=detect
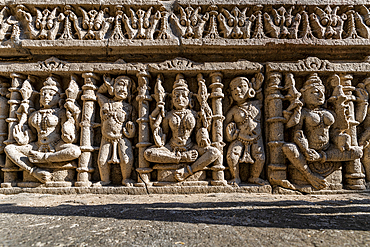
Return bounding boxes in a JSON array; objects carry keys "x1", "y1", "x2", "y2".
[
  {"x1": 339, "y1": 74, "x2": 366, "y2": 190},
  {"x1": 0, "y1": 79, "x2": 9, "y2": 183},
  {"x1": 209, "y1": 72, "x2": 227, "y2": 186},
  {"x1": 75, "y1": 73, "x2": 97, "y2": 187},
  {"x1": 135, "y1": 70, "x2": 153, "y2": 186},
  {"x1": 1, "y1": 73, "x2": 25, "y2": 188},
  {"x1": 266, "y1": 73, "x2": 286, "y2": 187},
  {"x1": 0, "y1": 79, "x2": 9, "y2": 160}
]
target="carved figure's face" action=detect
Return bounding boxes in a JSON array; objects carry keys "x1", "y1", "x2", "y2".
[
  {"x1": 172, "y1": 88, "x2": 189, "y2": 110},
  {"x1": 114, "y1": 78, "x2": 130, "y2": 100},
  {"x1": 40, "y1": 89, "x2": 59, "y2": 108},
  {"x1": 303, "y1": 84, "x2": 325, "y2": 107},
  {"x1": 230, "y1": 79, "x2": 249, "y2": 102}
]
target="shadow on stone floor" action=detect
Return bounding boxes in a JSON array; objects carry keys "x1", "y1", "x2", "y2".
[{"x1": 0, "y1": 197, "x2": 369, "y2": 231}]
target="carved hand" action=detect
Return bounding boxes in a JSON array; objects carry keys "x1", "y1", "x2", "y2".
[
  {"x1": 13, "y1": 124, "x2": 29, "y2": 146},
  {"x1": 226, "y1": 122, "x2": 239, "y2": 141},
  {"x1": 124, "y1": 121, "x2": 136, "y2": 138},
  {"x1": 355, "y1": 84, "x2": 369, "y2": 103},
  {"x1": 28, "y1": 150, "x2": 46, "y2": 163},
  {"x1": 64, "y1": 101, "x2": 81, "y2": 117},
  {"x1": 305, "y1": 148, "x2": 323, "y2": 162},
  {"x1": 253, "y1": 73, "x2": 264, "y2": 91}
]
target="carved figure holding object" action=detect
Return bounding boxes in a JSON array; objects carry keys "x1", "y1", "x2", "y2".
[
  {"x1": 283, "y1": 73, "x2": 303, "y2": 128},
  {"x1": 5, "y1": 76, "x2": 82, "y2": 184},
  {"x1": 144, "y1": 74, "x2": 221, "y2": 182},
  {"x1": 283, "y1": 73, "x2": 364, "y2": 191}
]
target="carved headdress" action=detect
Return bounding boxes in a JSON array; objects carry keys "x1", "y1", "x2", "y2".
[
  {"x1": 230, "y1": 77, "x2": 256, "y2": 99},
  {"x1": 300, "y1": 73, "x2": 324, "y2": 93},
  {"x1": 41, "y1": 75, "x2": 62, "y2": 94},
  {"x1": 173, "y1": 74, "x2": 189, "y2": 92}
]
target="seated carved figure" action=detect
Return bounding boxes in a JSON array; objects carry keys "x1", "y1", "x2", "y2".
[
  {"x1": 225, "y1": 74, "x2": 268, "y2": 186},
  {"x1": 282, "y1": 73, "x2": 364, "y2": 190},
  {"x1": 5, "y1": 76, "x2": 81, "y2": 183},
  {"x1": 95, "y1": 75, "x2": 136, "y2": 187},
  {"x1": 144, "y1": 74, "x2": 222, "y2": 181}
]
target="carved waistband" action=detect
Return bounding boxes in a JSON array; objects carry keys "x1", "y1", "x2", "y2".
[{"x1": 102, "y1": 135, "x2": 123, "y2": 143}]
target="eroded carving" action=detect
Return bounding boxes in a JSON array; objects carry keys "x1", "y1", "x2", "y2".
[
  {"x1": 38, "y1": 57, "x2": 69, "y2": 71},
  {"x1": 218, "y1": 7, "x2": 254, "y2": 39},
  {"x1": 264, "y1": 6, "x2": 301, "y2": 39},
  {"x1": 4, "y1": 76, "x2": 81, "y2": 185},
  {"x1": 310, "y1": 6, "x2": 344, "y2": 39},
  {"x1": 144, "y1": 74, "x2": 222, "y2": 183},
  {"x1": 70, "y1": 7, "x2": 113, "y2": 40},
  {"x1": 171, "y1": 6, "x2": 209, "y2": 39},
  {"x1": 95, "y1": 74, "x2": 136, "y2": 186},
  {"x1": 123, "y1": 7, "x2": 160, "y2": 40},
  {"x1": 225, "y1": 74, "x2": 268, "y2": 186},
  {"x1": 16, "y1": 5, "x2": 63, "y2": 40},
  {"x1": 282, "y1": 73, "x2": 367, "y2": 192}
]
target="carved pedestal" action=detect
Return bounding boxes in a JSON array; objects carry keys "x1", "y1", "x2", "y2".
[
  {"x1": 153, "y1": 164, "x2": 207, "y2": 186},
  {"x1": 18, "y1": 161, "x2": 77, "y2": 188}
]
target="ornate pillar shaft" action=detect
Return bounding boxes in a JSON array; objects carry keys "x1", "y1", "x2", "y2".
[
  {"x1": 0, "y1": 80, "x2": 9, "y2": 155},
  {"x1": 135, "y1": 70, "x2": 153, "y2": 186},
  {"x1": 2, "y1": 73, "x2": 26, "y2": 188},
  {"x1": 265, "y1": 73, "x2": 286, "y2": 186},
  {"x1": 209, "y1": 72, "x2": 226, "y2": 186},
  {"x1": 75, "y1": 73, "x2": 97, "y2": 187}
]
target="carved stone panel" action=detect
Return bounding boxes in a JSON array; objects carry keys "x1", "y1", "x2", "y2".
[
  {"x1": 266, "y1": 57, "x2": 370, "y2": 193},
  {"x1": 0, "y1": 0, "x2": 369, "y2": 195}
]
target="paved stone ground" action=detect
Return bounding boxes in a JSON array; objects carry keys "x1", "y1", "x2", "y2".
[{"x1": 0, "y1": 192, "x2": 369, "y2": 246}]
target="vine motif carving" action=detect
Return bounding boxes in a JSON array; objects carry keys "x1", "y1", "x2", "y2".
[
  {"x1": 37, "y1": 57, "x2": 69, "y2": 70},
  {"x1": 0, "y1": 4, "x2": 368, "y2": 41}
]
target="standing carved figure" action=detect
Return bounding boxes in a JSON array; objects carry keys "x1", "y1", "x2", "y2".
[
  {"x1": 144, "y1": 74, "x2": 222, "y2": 181},
  {"x1": 225, "y1": 74, "x2": 268, "y2": 186},
  {"x1": 95, "y1": 75, "x2": 136, "y2": 187},
  {"x1": 282, "y1": 73, "x2": 366, "y2": 190},
  {"x1": 4, "y1": 76, "x2": 81, "y2": 183}
]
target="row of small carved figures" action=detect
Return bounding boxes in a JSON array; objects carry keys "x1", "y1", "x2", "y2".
[{"x1": 1, "y1": 4, "x2": 370, "y2": 41}]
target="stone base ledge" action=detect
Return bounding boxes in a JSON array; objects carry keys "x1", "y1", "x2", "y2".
[
  {"x1": 0, "y1": 184, "x2": 272, "y2": 195},
  {"x1": 0, "y1": 184, "x2": 370, "y2": 195}
]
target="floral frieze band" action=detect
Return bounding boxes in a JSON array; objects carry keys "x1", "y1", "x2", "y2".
[{"x1": 1, "y1": 4, "x2": 370, "y2": 43}]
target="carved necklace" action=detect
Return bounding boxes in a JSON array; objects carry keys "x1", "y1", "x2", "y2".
[
  {"x1": 238, "y1": 103, "x2": 254, "y2": 125},
  {"x1": 173, "y1": 109, "x2": 188, "y2": 137},
  {"x1": 37, "y1": 109, "x2": 57, "y2": 134}
]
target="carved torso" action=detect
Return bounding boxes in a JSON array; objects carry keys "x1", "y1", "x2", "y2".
[
  {"x1": 30, "y1": 108, "x2": 64, "y2": 149},
  {"x1": 100, "y1": 99, "x2": 131, "y2": 140},
  {"x1": 302, "y1": 108, "x2": 335, "y2": 150},
  {"x1": 167, "y1": 109, "x2": 197, "y2": 148},
  {"x1": 232, "y1": 100, "x2": 261, "y2": 141}
]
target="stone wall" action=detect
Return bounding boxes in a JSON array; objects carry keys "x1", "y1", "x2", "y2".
[{"x1": 0, "y1": 0, "x2": 370, "y2": 193}]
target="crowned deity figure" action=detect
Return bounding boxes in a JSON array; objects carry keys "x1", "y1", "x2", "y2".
[
  {"x1": 5, "y1": 76, "x2": 82, "y2": 183},
  {"x1": 282, "y1": 73, "x2": 367, "y2": 190},
  {"x1": 144, "y1": 74, "x2": 222, "y2": 181}
]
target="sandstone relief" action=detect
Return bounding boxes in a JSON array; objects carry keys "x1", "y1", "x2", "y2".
[
  {"x1": 266, "y1": 57, "x2": 370, "y2": 193},
  {"x1": 0, "y1": 1, "x2": 370, "y2": 195},
  {"x1": 1, "y1": 4, "x2": 370, "y2": 43},
  {"x1": 0, "y1": 56, "x2": 367, "y2": 193}
]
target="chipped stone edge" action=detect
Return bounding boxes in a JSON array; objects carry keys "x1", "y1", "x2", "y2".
[{"x1": 0, "y1": 185, "x2": 273, "y2": 195}]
